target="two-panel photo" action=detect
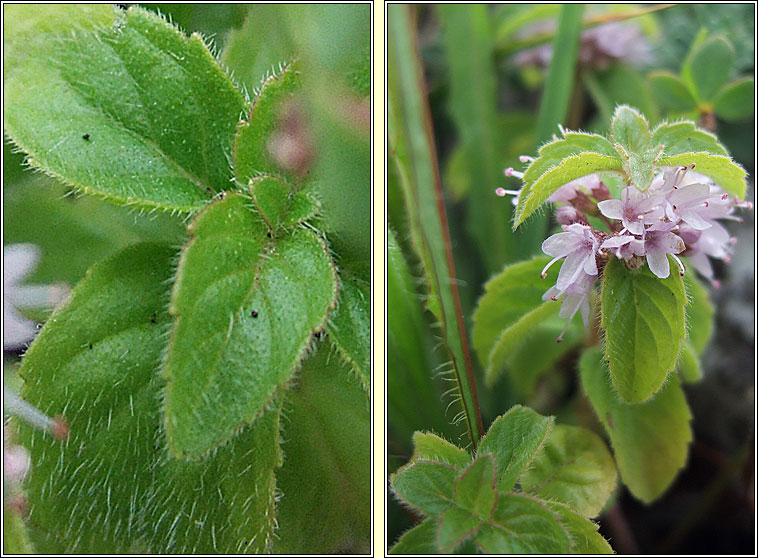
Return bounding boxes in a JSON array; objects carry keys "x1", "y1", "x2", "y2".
[{"x1": 2, "y1": 2, "x2": 755, "y2": 556}]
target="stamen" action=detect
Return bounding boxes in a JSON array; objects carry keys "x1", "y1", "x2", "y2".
[
  {"x1": 541, "y1": 256, "x2": 563, "y2": 278},
  {"x1": 704, "y1": 201, "x2": 709, "y2": 207},
  {"x1": 671, "y1": 254, "x2": 686, "y2": 276},
  {"x1": 713, "y1": 279, "x2": 721, "y2": 288},
  {"x1": 504, "y1": 167, "x2": 524, "y2": 179},
  {"x1": 519, "y1": 155, "x2": 534, "y2": 163},
  {"x1": 495, "y1": 188, "x2": 520, "y2": 198},
  {"x1": 721, "y1": 193, "x2": 729, "y2": 200},
  {"x1": 550, "y1": 295, "x2": 559, "y2": 301}
]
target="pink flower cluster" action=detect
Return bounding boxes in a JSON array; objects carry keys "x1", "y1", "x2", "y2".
[{"x1": 499, "y1": 164, "x2": 752, "y2": 341}]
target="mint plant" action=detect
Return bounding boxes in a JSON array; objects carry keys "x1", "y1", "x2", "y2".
[
  {"x1": 483, "y1": 105, "x2": 750, "y2": 502},
  {"x1": 4, "y1": 5, "x2": 369, "y2": 554},
  {"x1": 390, "y1": 406, "x2": 615, "y2": 554}
]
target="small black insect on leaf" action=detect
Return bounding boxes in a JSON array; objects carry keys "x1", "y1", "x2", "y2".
[
  {"x1": 251, "y1": 310, "x2": 258, "y2": 318},
  {"x1": 150, "y1": 312, "x2": 158, "y2": 324},
  {"x1": 88, "y1": 343, "x2": 93, "y2": 350},
  {"x1": 82, "y1": 133, "x2": 91, "y2": 141}
]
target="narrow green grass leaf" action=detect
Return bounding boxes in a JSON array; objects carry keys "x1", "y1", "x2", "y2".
[
  {"x1": 601, "y1": 257, "x2": 687, "y2": 403},
  {"x1": 389, "y1": 4, "x2": 484, "y2": 447},
  {"x1": 580, "y1": 347, "x2": 693, "y2": 503},
  {"x1": 18, "y1": 244, "x2": 283, "y2": 553},
  {"x1": 327, "y1": 272, "x2": 370, "y2": 392},
  {"x1": 233, "y1": 62, "x2": 301, "y2": 184},
  {"x1": 476, "y1": 405, "x2": 553, "y2": 492},
  {"x1": 519, "y1": 425, "x2": 617, "y2": 518},
  {"x1": 535, "y1": 4, "x2": 584, "y2": 145},
  {"x1": 438, "y1": 4, "x2": 523, "y2": 271},
  {"x1": 163, "y1": 193, "x2": 338, "y2": 458},
  {"x1": 5, "y1": 6, "x2": 246, "y2": 212},
  {"x1": 656, "y1": 152, "x2": 746, "y2": 198}
]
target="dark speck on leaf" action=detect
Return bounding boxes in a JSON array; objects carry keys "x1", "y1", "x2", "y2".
[
  {"x1": 251, "y1": 310, "x2": 258, "y2": 318},
  {"x1": 82, "y1": 133, "x2": 91, "y2": 141},
  {"x1": 267, "y1": 232, "x2": 272, "y2": 238},
  {"x1": 150, "y1": 313, "x2": 158, "y2": 324},
  {"x1": 88, "y1": 343, "x2": 93, "y2": 350}
]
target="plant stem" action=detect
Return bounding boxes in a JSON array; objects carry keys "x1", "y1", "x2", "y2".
[{"x1": 388, "y1": 5, "x2": 484, "y2": 449}]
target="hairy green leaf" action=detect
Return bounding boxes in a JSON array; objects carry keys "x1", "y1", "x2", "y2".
[
  {"x1": 233, "y1": 62, "x2": 300, "y2": 184},
  {"x1": 389, "y1": 518, "x2": 440, "y2": 555},
  {"x1": 545, "y1": 501, "x2": 613, "y2": 554},
  {"x1": 477, "y1": 406, "x2": 553, "y2": 492},
  {"x1": 618, "y1": 143, "x2": 662, "y2": 192},
  {"x1": 475, "y1": 493, "x2": 570, "y2": 554},
  {"x1": 683, "y1": 272, "x2": 715, "y2": 354},
  {"x1": 648, "y1": 71, "x2": 697, "y2": 112},
  {"x1": 163, "y1": 193, "x2": 337, "y2": 458},
  {"x1": 18, "y1": 244, "x2": 283, "y2": 553},
  {"x1": 514, "y1": 152, "x2": 622, "y2": 227},
  {"x1": 438, "y1": 507, "x2": 481, "y2": 552},
  {"x1": 601, "y1": 257, "x2": 687, "y2": 403},
  {"x1": 580, "y1": 348, "x2": 693, "y2": 503},
  {"x1": 472, "y1": 256, "x2": 551, "y2": 367},
  {"x1": 713, "y1": 77, "x2": 755, "y2": 121},
  {"x1": 651, "y1": 121, "x2": 728, "y2": 156},
  {"x1": 656, "y1": 152, "x2": 746, "y2": 198},
  {"x1": 3, "y1": 505, "x2": 34, "y2": 554},
  {"x1": 486, "y1": 302, "x2": 560, "y2": 387},
  {"x1": 5, "y1": 6, "x2": 246, "y2": 212},
  {"x1": 327, "y1": 272, "x2": 370, "y2": 392},
  {"x1": 519, "y1": 425, "x2": 617, "y2": 518},
  {"x1": 454, "y1": 454, "x2": 497, "y2": 519},
  {"x1": 411, "y1": 432, "x2": 472, "y2": 470},
  {"x1": 611, "y1": 105, "x2": 651, "y2": 153},
  {"x1": 272, "y1": 344, "x2": 370, "y2": 554},
  {"x1": 391, "y1": 461, "x2": 458, "y2": 517},
  {"x1": 677, "y1": 339, "x2": 703, "y2": 383}
]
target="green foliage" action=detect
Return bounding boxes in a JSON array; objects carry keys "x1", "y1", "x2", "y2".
[
  {"x1": 519, "y1": 425, "x2": 617, "y2": 517},
  {"x1": 6, "y1": 5, "x2": 369, "y2": 553},
  {"x1": 272, "y1": 346, "x2": 370, "y2": 554},
  {"x1": 472, "y1": 256, "x2": 583, "y2": 388},
  {"x1": 5, "y1": 6, "x2": 245, "y2": 212},
  {"x1": 163, "y1": 193, "x2": 338, "y2": 458},
  {"x1": 17, "y1": 244, "x2": 283, "y2": 553},
  {"x1": 648, "y1": 30, "x2": 754, "y2": 124},
  {"x1": 4, "y1": 505, "x2": 34, "y2": 554},
  {"x1": 580, "y1": 348, "x2": 693, "y2": 503},
  {"x1": 233, "y1": 62, "x2": 301, "y2": 185},
  {"x1": 601, "y1": 256, "x2": 687, "y2": 404},
  {"x1": 390, "y1": 406, "x2": 614, "y2": 554}
]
